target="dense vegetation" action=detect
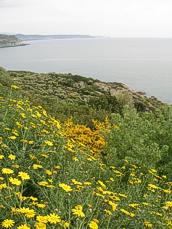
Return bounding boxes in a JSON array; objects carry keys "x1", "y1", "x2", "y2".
[
  {"x1": 8, "y1": 69, "x2": 162, "y2": 124},
  {"x1": 1, "y1": 67, "x2": 172, "y2": 228}
]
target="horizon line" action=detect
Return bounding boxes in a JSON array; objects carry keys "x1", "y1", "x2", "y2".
[{"x1": 1, "y1": 32, "x2": 172, "y2": 39}]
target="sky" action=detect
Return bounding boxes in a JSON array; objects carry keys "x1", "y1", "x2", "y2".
[{"x1": 0, "y1": 0, "x2": 172, "y2": 37}]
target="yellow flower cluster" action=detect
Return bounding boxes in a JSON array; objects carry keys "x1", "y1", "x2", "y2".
[
  {"x1": 0, "y1": 87, "x2": 172, "y2": 228},
  {"x1": 63, "y1": 118, "x2": 108, "y2": 154}
]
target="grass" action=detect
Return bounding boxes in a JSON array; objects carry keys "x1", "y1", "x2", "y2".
[{"x1": 0, "y1": 84, "x2": 172, "y2": 229}]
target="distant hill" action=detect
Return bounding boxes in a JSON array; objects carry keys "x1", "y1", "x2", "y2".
[
  {"x1": 0, "y1": 34, "x2": 26, "y2": 48},
  {"x1": 15, "y1": 34, "x2": 97, "y2": 41},
  {"x1": 6, "y1": 69, "x2": 163, "y2": 122},
  {"x1": 0, "y1": 33, "x2": 98, "y2": 46},
  {"x1": 0, "y1": 66, "x2": 164, "y2": 125}
]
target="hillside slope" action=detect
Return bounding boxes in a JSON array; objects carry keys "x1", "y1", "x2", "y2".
[
  {"x1": 0, "y1": 34, "x2": 26, "y2": 48},
  {"x1": 1, "y1": 67, "x2": 172, "y2": 228},
  {"x1": 8, "y1": 70, "x2": 163, "y2": 118}
]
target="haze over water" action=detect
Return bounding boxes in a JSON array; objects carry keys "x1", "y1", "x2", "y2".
[{"x1": 0, "y1": 38, "x2": 172, "y2": 103}]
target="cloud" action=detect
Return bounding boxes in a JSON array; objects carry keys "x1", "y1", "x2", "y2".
[
  {"x1": 0, "y1": 0, "x2": 172, "y2": 37},
  {"x1": 0, "y1": 0, "x2": 23, "y2": 7}
]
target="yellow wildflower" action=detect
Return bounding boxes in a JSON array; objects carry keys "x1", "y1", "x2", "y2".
[
  {"x1": 129, "y1": 203, "x2": 140, "y2": 209},
  {"x1": 30, "y1": 196, "x2": 38, "y2": 202},
  {"x1": 72, "y1": 205, "x2": 85, "y2": 218},
  {"x1": 108, "y1": 201, "x2": 117, "y2": 211},
  {"x1": 17, "y1": 207, "x2": 36, "y2": 218},
  {"x1": 72, "y1": 156, "x2": 79, "y2": 161},
  {"x1": 35, "y1": 222, "x2": 46, "y2": 229},
  {"x1": 0, "y1": 154, "x2": 4, "y2": 160},
  {"x1": 8, "y1": 136, "x2": 17, "y2": 140},
  {"x1": 61, "y1": 221, "x2": 70, "y2": 228},
  {"x1": 89, "y1": 219, "x2": 99, "y2": 229},
  {"x1": 17, "y1": 225, "x2": 30, "y2": 229},
  {"x1": 162, "y1": 189, "x2": 171, "y2": 194},
  {"x1": 11, "y1": 84, "x2": 19, "y2": 90},
  {"x1": 104, "y1": 209, "x2": 112, "y2": 216},
  {"x1": 32, "y1": 164, "x2": 43, "y2": 170},
  {"x1": 71, "y1": 179, "x2": 82, "y2": 185},
  {"x1": 35, "y1": 203, "x2": 46, "y2": 208},
  {"x1": 8, "y1": 154, "x2": 16, "y2": 160},
  {"x1": 0, "y1": 183, "x2": 7, "y2": 189},
  {"x1": 163, "y1": 201, "x2": 172, "y2": 209},
  {"x1": 20, "y1": 113, "x2": 26, "y2": 119},
  {"x1": 84, "y1": 181, "x2": 92, "y2": 186},
  {"x1": 97, "y1": 180, "x2": 106, "y2": 189},
  {"x1": 144, "y1": 221, "x2": 153, "y2": 228},
  {"x1": 118, "y1": 193, "x2": 127, "y2": 198},
  {"x1": 44, "y1": 140, "x2": 53, "y2": 146},
  {"x1": 45, "y1": 170, "x2": 53, "y2": 176},
  {"x1": 9, "y1": 177, "x2": 21, "y2": 186},
  {"x1": 2, "y1": 168, "x2": 14, "y2": 174},
  {"x1": 148, "y1": 184, "x2": 159, "y2": 190},
  {"x1": 38, "y1": 181, "x2": 54, "y2": 188},
  {"x1": 2, "y1": 219, "x2": 15, "y2": 228},
  {"x1": 36, "y1": 215, "x2": 48, "y2": 223},
  {"x1": 59, "y1": 183, "x2": 72, "y2": 192},
  {"x1": 18, "y1": 171, "x2": 30, "y2": 180},
  {"x1": 120, "y1": 209, "x2": 135, "y2": 218},
  {"x1": 47, "y1": 213, "x2": 61, "y2": 224},
  {"x1": 28, "y1": 140, "x2": 34, "y2": 145}
]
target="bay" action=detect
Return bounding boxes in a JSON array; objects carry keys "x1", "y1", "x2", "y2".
[{"x1": 0, "y1": 38, "x2": 172, "y2": 103}]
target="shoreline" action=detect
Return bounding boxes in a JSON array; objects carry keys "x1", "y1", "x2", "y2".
[{"x1": 0, "y1": 43, "x2": 29, "y2": 48}]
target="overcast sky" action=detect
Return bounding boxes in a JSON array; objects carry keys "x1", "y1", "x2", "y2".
[{"x1": 0, "y1": 0, "x2": 172, "y2": 37}]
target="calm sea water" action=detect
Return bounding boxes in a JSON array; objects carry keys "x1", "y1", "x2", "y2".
[{"x1": 0, "y1": 38, "x2": 172, "y2": 103}]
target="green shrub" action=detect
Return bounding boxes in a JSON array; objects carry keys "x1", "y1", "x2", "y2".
[{"x1": 105, "y1": 106, "x2": 170, "y2": 170}]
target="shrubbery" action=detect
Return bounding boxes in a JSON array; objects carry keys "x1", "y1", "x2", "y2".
[
  {"x1": 1, "y1": 70, "x2": 172, "y2": 228},
  {"x1": 0, "y1": 85, "x2": 172, "y2": 228}
]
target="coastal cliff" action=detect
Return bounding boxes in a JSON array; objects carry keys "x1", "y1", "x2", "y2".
[
  {"x1": 9, "y1": 70, "x2": 163, "y2": 111},
  {"x1": 4, "y1": 69, "x2": 163, "y2": 124},
  {"x1": 0, "y1": 66, "x2": 164, "y2": 125},
  {"x1": 0, "y1": 34, "x2": 26, "y2": 48}
]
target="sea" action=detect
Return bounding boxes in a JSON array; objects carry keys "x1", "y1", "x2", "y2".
[{"x1": 0, "y1": 38, "x2": 172, "y2": 103}]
